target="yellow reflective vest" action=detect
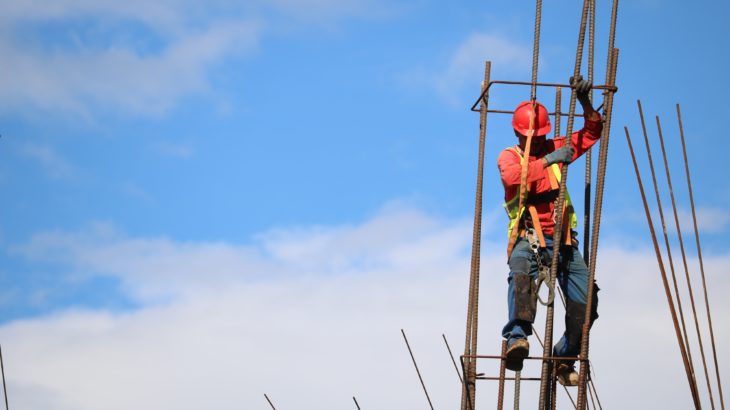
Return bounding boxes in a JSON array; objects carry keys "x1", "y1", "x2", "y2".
[{"x1": 503, "y1": 147, "x2": 578, "y2": 239}]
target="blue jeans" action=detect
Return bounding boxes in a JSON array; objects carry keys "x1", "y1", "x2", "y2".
[{"x1": 502, "y1": 236, "x2": 599, "y2": 360}]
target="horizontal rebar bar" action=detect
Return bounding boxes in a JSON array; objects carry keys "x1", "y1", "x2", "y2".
[
  {"x1": 471, "y1": 80, "x2": 617, "y2": 112},
  {"x1": 464, "y1": 354, "x2": 582, "y2": 362}
]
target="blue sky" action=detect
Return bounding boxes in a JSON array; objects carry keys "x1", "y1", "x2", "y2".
[{"x1": 0, "y1": 0, "x2": 728, "y2": 409}]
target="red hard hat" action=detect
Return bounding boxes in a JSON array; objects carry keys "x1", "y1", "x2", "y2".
[{"x1": 512, "y1": 101, "x2": 551, "y2": 136}]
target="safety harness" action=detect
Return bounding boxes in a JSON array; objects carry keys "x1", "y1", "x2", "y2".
[{"x1": 504, "y1": 146, "x2": 577, "y2": 305}]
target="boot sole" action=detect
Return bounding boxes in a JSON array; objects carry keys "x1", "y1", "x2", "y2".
[{"x1": 505, "y1": 346, "x2": 529, "y2": 371}]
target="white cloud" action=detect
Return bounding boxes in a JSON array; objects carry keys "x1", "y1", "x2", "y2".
[
  {"x1": 429, "y1": 33, "x2": 531, "y2": 104},
  {"x1": 267, "y1": 0, "x2": 401, "y2": 20},
  {"x1": 3, "y1": 207, "x2": 729, "y2": 409},
  {"x1": 19, "y1": 142, "x2": 74, "y2": 179},
  {"x1": 0, "y1": 0, "x2": 398, "y2": 118},
  {"x1": 677, "y1": 206, "x2": 730, "y2": 234},
  {"x1": 0, "y1": 20, "x2": 261, "y2": 117}
]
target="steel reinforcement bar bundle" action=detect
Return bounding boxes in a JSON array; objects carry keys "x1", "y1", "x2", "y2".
[{"x1": 625, "y1": 103, "x2": 725, "y2": 410}]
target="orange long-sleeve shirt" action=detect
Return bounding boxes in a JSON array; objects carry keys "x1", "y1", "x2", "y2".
[{"x1": 497, "y1": 113, "x2": 603, "y2": 235}]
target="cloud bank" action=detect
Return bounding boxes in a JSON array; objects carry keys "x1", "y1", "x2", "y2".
[
  {"x1": 2, "y1": 207, "x2": 728, "y2": 409},
  {"x1": 0, "y1": 0, "x2": 395, "y2": 118}
]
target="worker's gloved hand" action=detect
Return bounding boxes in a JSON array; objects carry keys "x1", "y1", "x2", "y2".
[
  {"x1": 544, "y1": 145, "x2": 575, "y2": 166},
  {"x1": 570, "y1": 75, "x2": 593, "y2": 100}
]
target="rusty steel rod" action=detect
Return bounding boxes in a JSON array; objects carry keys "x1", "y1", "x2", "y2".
[
  {"x1": 677, "y1": 104, "x2": 726, "y2": 410},
  {"x1": 554, "y1": 87, "x2": 563, "y2": 139},
  {"x1": 497, "y1": 340, "x2": 507, "y2": 410},
  {"x1": 471, "y1": 81, "x2": 617, "y2": 111},
  {"x1": 657, "y1": 114, "x2": 715, "y2": 409},
  {"x1": 543, "y1": 1, "x2": 591, "y2": 407},
  {"x1": 443, "y1": 334, "x2": 464, "y2": 384},
  {"x1": 264, "y1": 394, "x2": 277, "y2": 410},
  {"x1": 466, "y1": 354, "x2": 581, "y2": 362},
  {"x1": 0, "y1": 345, "x2": 8, "y2": 410},
  {"x1": 401, "y1": 329, "x2": 435, "y2": 410},
  {"x1": 487, "y1": 109, "x2": 581, "y2": 117},
  {"x1": 460, "y1": 356, "x2": 475, "y2": 410},
  {"x1": 588, "y1": 381, "x2": 597, "y2": 410},
  {"x1": 532, "y1": 325, "x2": 578, "y2": 409},
  {"x1": 588, "y1": 363, "x2": 604, "y2": 410},
  {"x1": 638, "y1": 103, "x2": 697, "y2": 384},
  {"x1": 577, "y1": 46, "x2": 619, "y2": 410},
  {"x1": 483, "y1": 376, "x2": 542, "y2": 382},
  {"x1": 461, "y1": 61, "x2": 490, "y2": 410},
  {"x1": 353, "y1": 396, "x2": 362, "y2": 410},
  {"x1": 625, "y1": 126, "x2": 701, "y2": 409},
  {"x1": 583, "y1": 0, "x2": 596, "y2": 265},
  {"x1": 530, "y1": 0, "x2": 543, "y2": 100},
  {"x1": 514, "y1": 370, "x2": 522, "y2": 410}
]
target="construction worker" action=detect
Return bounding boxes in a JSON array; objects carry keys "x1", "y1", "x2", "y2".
[{"x1": 497, "y1": 76, "x2": 600, "y2": 386}]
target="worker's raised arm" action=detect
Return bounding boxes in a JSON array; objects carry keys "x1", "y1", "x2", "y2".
[{"x1": 559, "y1": 75, "x2": 603, "y2": 158}]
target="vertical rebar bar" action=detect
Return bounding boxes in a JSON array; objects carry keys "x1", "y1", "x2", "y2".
[
  {"x1": 461, "y1": 357, "x2": 475, "y2": 410},
  {"x1": 554, "y1": 87, "x2": 563, "y2": 138},
  {"x1": 498, "y1": 340, "x2": 507, "y2": 410},
  {"x1": 638, "y1": 103, "x2": 698, "y2": 391},
  {"x1": 530, "y1": 0, "x2": 543, "y2": 101},
  {"x1": 576, "y1": 0, "x2": 622, "y2": 399},
  {"x1": 401, "y1": 329, "x2": 435, "y2": 410},
  {"x1": 588, "y1": 381, "x2": 597, "y2": 410},
  {"x1": 677, "y1": 104, "x2": 726, "y2": 410},
  {"x1": 583, "y1": 0, "x2": 596, "y2": 263},
  {"x1": 540, "y1": 2, "x2": 591, "y2": 408},
  {"x1": 514, "y1": 371, "x2": 522, "y2": 410},
  {"x1": 550, "y1": 365, "x2": 558, "y2": 410},
  {"x1": 461, "y1": 60, "x2": 490, "y2": 410},
  {"x1": 532, "y1": 325, "x2": 578, "y2": 409},
  {"x1": 577, "y1": 46, "x2": 619, "y2": 410},
  {"x1": 657, "y1": 114, "x2": 714, "y2": 409},
  {"x1": 625, "y1": 126, "x2": 702, "y2": 409}
]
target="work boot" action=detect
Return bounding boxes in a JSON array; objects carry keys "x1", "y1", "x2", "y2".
[
  {"x1": 505, "y1": 338, "x2": 529, "y2": 371},
  {"x1": 556, "y1": 363, "x2": 579, "y2": 386}
]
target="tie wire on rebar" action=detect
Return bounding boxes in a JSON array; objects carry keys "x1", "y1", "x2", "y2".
[
  {"x1": 677, "y1": 104, "x2": 726, "y2": 409},
  {"x1": 624, "y1": 126, "x2": 702, "y2": 409}
]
